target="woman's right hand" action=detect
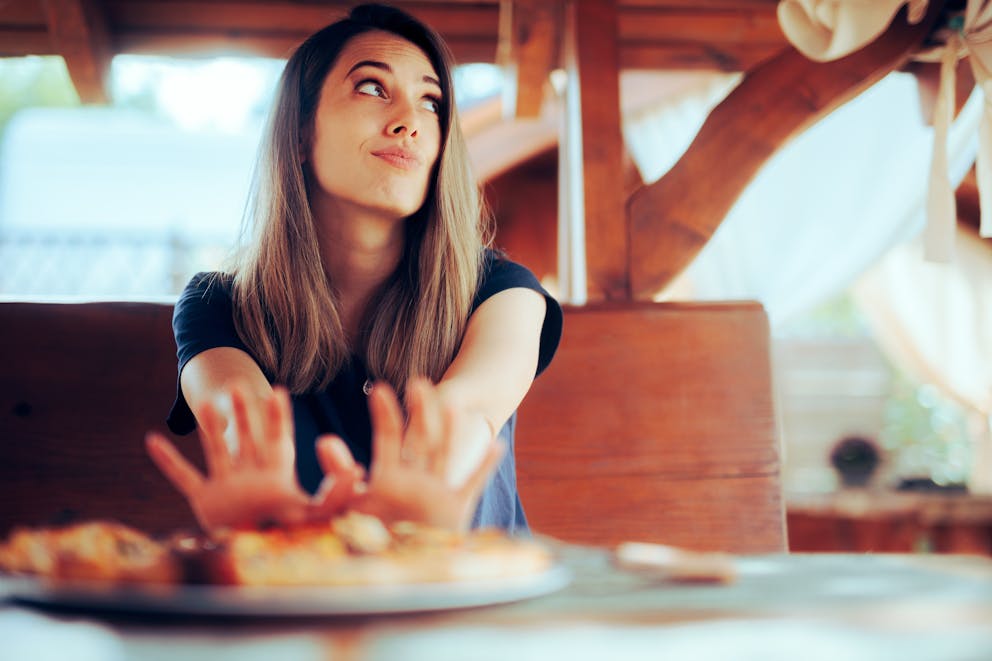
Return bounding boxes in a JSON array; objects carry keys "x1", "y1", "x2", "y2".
[
  {"x1": 329, "y1": 379, "x2": 504, "y2": 531},
  {"x1": 146, "y1": 384, "x2": 363, "y2": 532}
]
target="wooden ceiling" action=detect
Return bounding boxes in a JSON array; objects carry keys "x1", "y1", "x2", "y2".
[
  {"x1": 2, "y1": 1, "x2": 784, "y2": 66},
  {"x1": 1, "y1": 1, "x2": 785, "y2": 104}
]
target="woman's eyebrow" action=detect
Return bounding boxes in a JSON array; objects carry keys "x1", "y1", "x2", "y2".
[
  {"x1": 347, "y1": 59, "x2": 389, "y2": 77},
  {"x1": 346, "y1": 59, "x2": 442, "y2": 92}
]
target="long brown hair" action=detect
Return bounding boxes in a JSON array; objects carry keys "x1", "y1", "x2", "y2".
[{"x1": 230, "y1": 3, "x2": 487, "y2": 396}]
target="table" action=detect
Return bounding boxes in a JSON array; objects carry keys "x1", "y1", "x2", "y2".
[
  {"x1": 4, "y1": 545, "x2": 992, "y2": 661},
  {"x1": 788, "y1": 490, "x2": 992, "y2": 554}
]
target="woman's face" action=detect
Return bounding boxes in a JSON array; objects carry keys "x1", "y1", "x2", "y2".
[{"x1": 306, "y1": 30, "x2": 443, "y2": 223}]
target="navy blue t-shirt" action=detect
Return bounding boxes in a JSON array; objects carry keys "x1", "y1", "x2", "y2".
[{"x1": 166, "y1": 250, "x2": 562, "y2": 534}]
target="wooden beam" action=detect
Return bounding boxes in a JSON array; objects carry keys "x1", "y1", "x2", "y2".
[
  {"x1": 104, "y1": 1, "x2": 498, "y2": 62},
  {"x1": 43, "y1": 0, "x2": 112, "y2": 104},
  {"x1": 627, "y1": 2, "x2": 946, "y2": 299},
  {"x1": 575, "y1": 0, "x2": 628, "y2": 301},
  {"x1": 114, "y1": 31, "x2": 498, "y2": 64},
  {"x1": 498, "y1": 0, "x2": 559, "y2": 118},
  {"x1": 0, "y1": 28, "x2": 54, "y2": 56},
  {"x1": 468, "y1": 114, "x2": 559, "y2": 182},
  {"x1": 0, "y1": 0, "x2": 797, "y2": 70},
  {"x1": 617, "y1": 5, "x2": 784, "y2": 71},
  {"x1": 956, "y1": 166, "x2": 988, "y2": 241},
  {"x1": 618, "y1": 8, "x2": 783, "y2": 45},
  {"x1": 105, "y1": 1, "x2": 499, "y2": 35},
  {"x1": 620, "y1": 0, "x2": 779, "y2": 7},
  {"x1": 619, "y1": 42, "x2": 783, "y2": 71}
]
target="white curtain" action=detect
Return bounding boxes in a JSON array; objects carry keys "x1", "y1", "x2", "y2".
[
  {"x1": 630, "y1": 73, "x2": 981, "y2": 329},
  {"x1": 853, "y1": 229, "x2": 992, "y2": 492}
]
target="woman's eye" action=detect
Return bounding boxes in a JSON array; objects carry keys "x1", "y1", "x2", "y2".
[
  {"x1": 421, "y1": 97, "x2": 441, "y2": 114},
  {"x1": 357, "y1": 81, "x2": 386, "y2": 98}
]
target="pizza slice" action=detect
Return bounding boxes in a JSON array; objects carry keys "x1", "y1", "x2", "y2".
[
  {"x1": 0, "y1": 512, "x2": 553, "y2": 588},
  {"x1": 187, "y1": 512, "x2": 553, "y2": 586},
  {"x1": 0, "y1": 520, "x2": 179, "y2": 584}
]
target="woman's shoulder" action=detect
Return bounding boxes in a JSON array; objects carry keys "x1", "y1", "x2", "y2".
[
  {"x1": 477, "y1": 248, "x2": 543, "y2": 298},
  {"x1": 172, "y1": 271, "x2": 246, "y2": 355},
  {"x1": 177, "y1": 271, "x2": 236, "y2": 304},
  {"x1": 173, "y1": 272, "x2": 239, "y2": 327},
  {"x1": 184, "y1": 271, "x2": 234, "y2": 292}
]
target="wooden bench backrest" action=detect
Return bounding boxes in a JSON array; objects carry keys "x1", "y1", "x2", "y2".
[
  {"x1": 516, "y1": 302, "x2": 786, "y2": 553},
  {"x1": 0, "y1": 301, "x2": 785, "y2": 551},
  {"x1": 0, "y1": 302, "x2": 197, "y2": 535}
]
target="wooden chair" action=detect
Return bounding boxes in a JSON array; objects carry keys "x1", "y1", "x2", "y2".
[{"x1": 516, "y1": 302, "x2": 786, "y2": 553}]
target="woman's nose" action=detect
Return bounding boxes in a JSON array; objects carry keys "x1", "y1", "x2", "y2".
[{"x1": 386, "y1": 98, "x2": 419, "y2": 138}]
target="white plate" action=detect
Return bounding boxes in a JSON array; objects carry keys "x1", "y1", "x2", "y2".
[{"x1": 0, "y1": 565, "x2": 571, "y2": 616}]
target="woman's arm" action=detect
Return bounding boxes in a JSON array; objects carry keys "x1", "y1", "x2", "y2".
[
  {"x1": 180, "y1": 347, "x2": 274, "y2": 447},
  {"x1": 435, "y1": 287, "x2": 547, "y2": 485}
]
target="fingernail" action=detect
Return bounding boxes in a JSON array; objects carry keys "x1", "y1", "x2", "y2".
[{"x1": 331, "y1": 439, "x2": 353, "y2": 463}]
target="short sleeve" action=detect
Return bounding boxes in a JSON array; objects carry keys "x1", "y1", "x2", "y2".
[
  {"x1": 165, "y1": 272, "x2": 252, "y2": 434},
  {"x1": 473, "y1": 250, "x2": 562, "y2": 377}
]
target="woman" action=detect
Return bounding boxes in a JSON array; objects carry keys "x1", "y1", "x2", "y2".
[{"x1": 146, "y1": 4, "x2": 561, "y2": 534}]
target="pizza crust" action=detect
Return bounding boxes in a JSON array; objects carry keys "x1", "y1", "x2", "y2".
[{"x1": 0, "y1": 513, "x2": 552, "y2": 587}]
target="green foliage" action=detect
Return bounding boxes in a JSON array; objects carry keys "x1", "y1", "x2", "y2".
[
  {"x1": 878, "y1": 371, "x2": 971, "y2": 486},
  {"x1": 0, "y1": 56, "x2": 80, "y2": 140}
]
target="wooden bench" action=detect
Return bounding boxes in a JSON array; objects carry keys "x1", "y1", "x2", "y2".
[
  {"x1": 517, "y1": 302, "x2": 785, "y2": 552},
  {"x1": 0, "y1": 300, "x2": 785, "y2": 552}
]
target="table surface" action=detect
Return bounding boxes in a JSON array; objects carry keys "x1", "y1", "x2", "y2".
[
  {"x1": 4, "y1": 544, "x2": 992, "y2": 661},
  {"x1": 787, "y1": 490, "x2": 992, "y2": 521}
]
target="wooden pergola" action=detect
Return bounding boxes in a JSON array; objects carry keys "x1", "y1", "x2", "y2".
[{"x1": 4, "y1": 0, "x2": 954, "y2": 302}]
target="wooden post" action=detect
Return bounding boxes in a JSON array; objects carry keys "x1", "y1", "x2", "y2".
[
  {"x1": 558, "y1": 0, "x2": 586, "y2": 304},
  {"x1": 497, "y1": 0, "x2": 558, "y2": 119},
  {"x1": 560, "y1": 0, "x2": 629, "y2": 303},
  {"x1": 42, "y1": 0, "x2": 112, "y2": 104}
]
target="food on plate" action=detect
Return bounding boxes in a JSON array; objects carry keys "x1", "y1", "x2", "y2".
[
  {"x1": 0, "y1": 520, "x2": 179, "y2": 584},
  {"x1": 0, "y1": 512, "x2": 553, "y2": 587}
]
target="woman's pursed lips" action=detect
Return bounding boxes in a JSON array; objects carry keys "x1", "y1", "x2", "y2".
[{"x1": 371, "y1": 148, "x2": 423, "y2": 170}]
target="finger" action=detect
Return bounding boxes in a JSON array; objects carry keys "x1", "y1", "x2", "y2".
[
  {"x1": 314, "y1": 434, "x2": 356, "y2": 476},
  {"x1": 261, "y1": 385, "x2": 294, "y2": 466},
  {"x1": 369, "y1": 382, "x2": 404, "y2": 477},
  {"x1": 197, "y1": 398, "x2": 233, "y2": 477},
  {"x1": 404, "y1": 378, "x2": 442, "y2": 466},
  {"x1": 229, "y1": 384, "x2": 260, "y2": 466},
  {"x1": 311, "y1": 436, "x2": 364, "y2": 518},
  {"x1": 457, "y1": 439, "x2": 506, "y2": 503},
  {"x1": 146, "y1": 432, "x2": 205, "y2": 498}
]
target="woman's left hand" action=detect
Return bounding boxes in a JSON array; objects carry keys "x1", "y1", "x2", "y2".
[{"x1": 317, "y1": 379, "x2": 504, "y2": 531}]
